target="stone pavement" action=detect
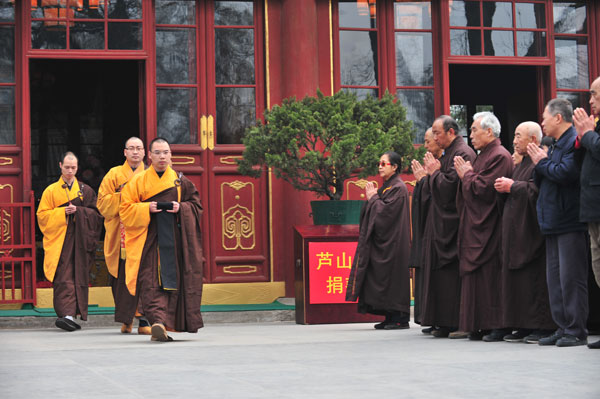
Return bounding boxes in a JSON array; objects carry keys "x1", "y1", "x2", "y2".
[{"x1": 0, "y1": 322, "x2": 598, "y2": 399}]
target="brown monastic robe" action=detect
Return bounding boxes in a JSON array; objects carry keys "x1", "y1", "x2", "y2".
[
  {"x1": 346, "y1": 174, "x2": 411, "y2": 315},
  {"x1": 120, "y1": 166, "x2": 204, "y2": 332},
  {"x1": 500, "y1": 156, "x2": 555, "y2": 330},
  {"x1": 409, "y1": 177, "x2": 430, "y2": 325},
  {"x1": 420, "y1": 137, "x2": 476, "y2": 328},
  {"x1": 37, "y1": 178, "x2": 103, "y2": 320},
  {"x1": 456, "y1": 138, "x2": 513, "y2": 332}
]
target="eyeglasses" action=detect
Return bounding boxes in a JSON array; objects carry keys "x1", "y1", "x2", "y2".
[
  {"x1": 125, "y1": 146, "x2": 144, "y2": 152},
  {"x1": 378, "y1": 161, "x2": 392, "y2": 167},
  {"x1": 151, "y1": 150, "x2": 171, "y2": 156}
]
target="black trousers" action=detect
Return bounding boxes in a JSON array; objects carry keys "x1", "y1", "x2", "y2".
[{"x1": 545, "y1": 231, "x2": 589, "y2": 339}]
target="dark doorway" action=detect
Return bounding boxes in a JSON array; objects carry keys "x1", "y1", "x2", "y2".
[
  {"x1": 30, "y1": 59, "x2": 141, "y2": 198},
  {"x1": 449, "y1": 64, "x2": 541, "y2": 152},
  {"x1": 30, "y1": 59, "x2": 141, "y2": 286}
]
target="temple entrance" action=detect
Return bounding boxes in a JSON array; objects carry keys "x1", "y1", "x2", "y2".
[
  {"x1": 30, "y1": 59, "x2": 142, "y2": 285},
  {"x1": 449, "y1": 64, "x2": 543, "y2": 152},
  {"x1": 30, "y1": 59, "x2": 141, "y2": 197}
]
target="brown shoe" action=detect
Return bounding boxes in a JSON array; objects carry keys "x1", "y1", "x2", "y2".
[
  {"x1": 138, "y1": 326, "x2": 152, "y2": 335},
  {"x1": 120, "y1": 323, "x2": 133, "y2": 334},
  {"x1": 448, "y1": 331, "x2": 469, "y2": 339},
  {"x1": 151, "y1": 323, "x2": 170, "y2": 342}
]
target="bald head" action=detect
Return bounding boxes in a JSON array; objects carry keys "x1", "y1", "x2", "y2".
[
  {"x1": 423, "y1": 127, "x2": 442, "y2": 159},
  {"x1": 590, "y1": 76, "x2": 600, "y2": 117},
  {"x1": 124, "y1": 137, "x2": 144, "y2": 169},
  {"x1": 520, "y1": 121, "x2": 543, "y2": 142},
  {"x1": 513, "y1": 121, "x2": 542, "y2": 156}
]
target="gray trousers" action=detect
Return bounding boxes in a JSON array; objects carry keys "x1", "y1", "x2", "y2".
[
  {"x1": 589, "y1": 222, "x2": 600, "y2": 289},
  {"x1": 545, "y1": 232, "x2": 589, "y2": 339}
]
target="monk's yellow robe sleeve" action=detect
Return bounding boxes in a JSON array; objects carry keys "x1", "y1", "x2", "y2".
[
  {"x1": 97, "y1": 162, "x2": 140, "y2": 278},
  {"x1": 36, "y1": 179, "x2": 75, "y2": 282},
  {"x1": 97, "y1": 166, "x2": 123, "y2": 278},
  {"x1": 119, "y1": 171, "x2": 151, "y2": 296}
]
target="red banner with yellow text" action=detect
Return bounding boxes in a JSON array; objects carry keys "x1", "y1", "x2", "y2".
[{"x1": 308, "y1": 241, "x2": 358, "y2": 304}]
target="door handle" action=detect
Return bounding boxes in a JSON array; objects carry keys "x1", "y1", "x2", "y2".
[
  {"x1": 208, "y1": 115, "x2": 215, "y2": 150},
  {"x1": 200, "y1": 115, "x2": 208, "y2": 150}
]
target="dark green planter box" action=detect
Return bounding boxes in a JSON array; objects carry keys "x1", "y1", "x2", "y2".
[{"x1": 310, "y1": 200, "x2": 365, "y2": 225}]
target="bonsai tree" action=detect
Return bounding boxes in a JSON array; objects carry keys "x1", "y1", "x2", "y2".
[{"x1": 237, "y1": 89, "x2": 420, "y2": 200}]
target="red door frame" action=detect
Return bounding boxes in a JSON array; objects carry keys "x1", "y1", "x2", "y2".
[{"x1": 19, "y1": 1, "x2": 152, "y2": 197}]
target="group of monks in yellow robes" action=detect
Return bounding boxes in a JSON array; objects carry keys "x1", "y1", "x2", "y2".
[{"x1": 37, "y1": 137, "x2": 203, "y2": 342}]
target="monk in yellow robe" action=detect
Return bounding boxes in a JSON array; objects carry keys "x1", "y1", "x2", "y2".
[
  {"x1": 97, "y1": 137, "x2": 149, "y2": 334},
  {"x1": 37, "y1": 152, "x2": 103, "y2": 331},
  {"x1": 120, "y1": 138, "x2": 203, "y2": 342}
]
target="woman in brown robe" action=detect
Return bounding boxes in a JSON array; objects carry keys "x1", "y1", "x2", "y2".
[{"x1": 346, "y1": 151, "x2": 411, "y2": 329}]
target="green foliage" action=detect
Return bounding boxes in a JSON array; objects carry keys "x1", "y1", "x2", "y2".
[{"x1": 238, "y1": 89, "x2": 418, "y2": 200}]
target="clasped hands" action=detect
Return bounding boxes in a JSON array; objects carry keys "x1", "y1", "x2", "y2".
[
  {"x1": 411, "y1": 152, "x2": 441, "y2": 181},
  {"x1": 149, "y1": 201, "x2": 180, "y2": 213},
  {"x1": 64, "y1": 203, "x2": 76, "y2": 215},
  {"x1": 453, "y1": 156, "x2": 473, "y2": 179},
  {"x1": 573, "y1": 107, "x2": 596, "y2": 140}
]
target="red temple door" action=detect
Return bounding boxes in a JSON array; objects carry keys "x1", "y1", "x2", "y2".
[{"x1": 154, "y1": 1, "x2": 269, "y2": 284}]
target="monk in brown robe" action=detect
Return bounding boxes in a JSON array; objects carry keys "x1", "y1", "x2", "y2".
[
  {"x1": 37, "y1": 152, "x2": 103, "y2": 331},
  {"x1": 120, "y1": 137, "x2": 203, "y2": 342},
  {"x1": 97, "y1": 137, "x2": 149, "y2": 334},
  {"x1": 416, "y1": 116, "x2": 476, "y2": 338},
  {"x1": 346, "y1": 151, "x2": 411, "y2": 330},
  {"x1": 410, "y1": 128, "x2": 443, "y2": 330},
  {"x1": 454, "y1": 111, "x2": 513, "y2": 341},
  {"x1": 494, "y1": 122, "x2": 556, "y2": 343}
]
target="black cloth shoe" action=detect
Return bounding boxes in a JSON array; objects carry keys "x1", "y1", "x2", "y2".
[
  {"x1": 503, "y1": 329, "x2": 533, "y2": 343},
  {"x1": 587, "y1": 339, "x2": 600, "y2": 349},
  {"x1": 374, "y1": 321, "x2": 388, "y2": 330},
  {"x1": 383, "y1": 322, "x2": 410, "y2": 330},
  {"x1": 468, "y1": 330, "x2": 487, "y2": 341},
  {"x1": 524, "y1": 330, "x2": 552, "y2": 344},
  {"x1": 538, "y1": 330, "x2": 563, "y2": 346},
  {"x1": 556, "y1": 334, "x2": 587, "y2": 347},
  {"x1": 55, "y1": 317, "x2": 76, "y2": 332},
  {"x1": 432, "y1": 327, "x2": 453, "y2": 338},
  {"x1": 64, "y1": 318, "x2": 81, "y2": 330},
  {"x1": 483, "y1": 328, "x2": 512, "y2": 342},
  {"x1": 374, "y1": 315, "x2": 391, "y2": 330},
  {"x1": 421, "y1": 326, "x2": 435, "y2": 334}
]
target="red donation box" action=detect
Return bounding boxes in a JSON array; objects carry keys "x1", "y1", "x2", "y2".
[{"x1": 294, "y1": 225, "x2": 383, "y2": 324}]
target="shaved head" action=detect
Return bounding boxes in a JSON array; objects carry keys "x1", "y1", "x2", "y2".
[{"x1": 518, "y1": 121, "x2": 542, "y2": 143}]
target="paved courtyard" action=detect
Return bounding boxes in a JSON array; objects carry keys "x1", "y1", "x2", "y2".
[{"x1": 1, "y1": 321, "x2": 598, "y2": 398}]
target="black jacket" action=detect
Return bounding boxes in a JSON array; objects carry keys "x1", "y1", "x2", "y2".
[
  {"x1": 578, "y1": 120, "x2": 600, "y2": 222},
  {"x1": 534, "y1": 126, "x2": 587, "y2": 235}
]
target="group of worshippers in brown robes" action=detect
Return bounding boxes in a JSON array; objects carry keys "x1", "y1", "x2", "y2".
[
  {"x1": 349, "y1": 101, "x2": 598, "y2": 349},
  {"x1": 407, "y1": 101, "x2": 599, "y2": 349},
  {"x1": 37, "y1": 138, "x2": 204, "y2": 342}
]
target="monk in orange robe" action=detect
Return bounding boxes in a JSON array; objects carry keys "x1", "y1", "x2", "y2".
[
  {"x1": 97, "y1": 137, "x2": 149, "y2": 334},
  {"x1": 37, "y1": 152, "x2": 103, "y2": 331},
  {"x1": 120, "y1": 138, "x2": 203, "y2": 342}
]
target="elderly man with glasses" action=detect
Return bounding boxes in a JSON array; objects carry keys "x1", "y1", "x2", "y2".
[{"x1": 97, "y1": 137, "x2": 150, "y2": 335}]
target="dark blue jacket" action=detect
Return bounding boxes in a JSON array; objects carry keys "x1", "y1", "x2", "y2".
[
  {"x1": 578, "y1": 120, "x2": 600, "y2": 222},
  {"x1": 534, "y1": 126, "x2": 587, "y2": 235}
]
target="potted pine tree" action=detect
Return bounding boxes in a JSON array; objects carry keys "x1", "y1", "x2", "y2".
[{"x1": 237, "y1": 89, "x2": 419, "y2": 224}]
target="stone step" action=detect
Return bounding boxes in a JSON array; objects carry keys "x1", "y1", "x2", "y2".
[{"x1": 0, "y1": 298, "x2": 296, "y2": 329}]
